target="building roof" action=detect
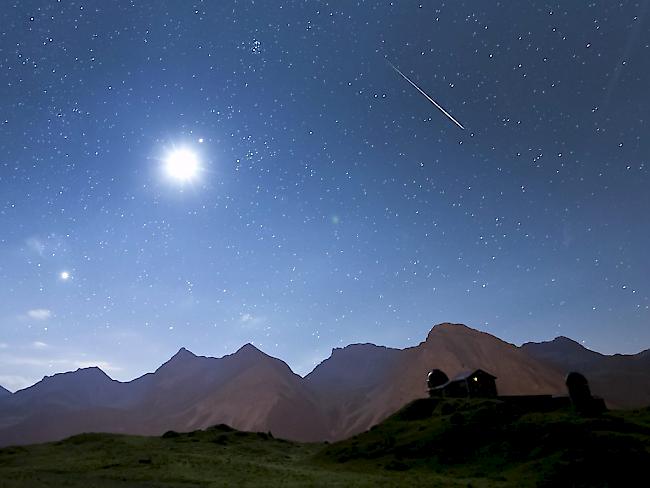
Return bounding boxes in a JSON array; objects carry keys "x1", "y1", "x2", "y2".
[
  {"x1": 429, "y1": 368, "x2": 498, "y2": 392},
  {"x1": 449, "y1": 369, "x2": 497, "y2": 382}
]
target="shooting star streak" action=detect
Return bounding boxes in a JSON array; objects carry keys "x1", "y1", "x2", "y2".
[{"x1": 387, "y1": 60, "x2": 465, "y2": 130}]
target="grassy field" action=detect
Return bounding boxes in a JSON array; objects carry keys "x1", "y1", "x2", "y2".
[
  {"x1": 1, "y1": 399, "x2": 649, "y2": 487},
  {"x1": 319, "y1": 398, "x2": 650, "y2": 487}
]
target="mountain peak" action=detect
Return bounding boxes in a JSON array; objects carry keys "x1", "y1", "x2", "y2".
[
  {"x1": 155, "y1": 347, "x2": 200, "y2": 374},
  {"x1": 552, "y1": 336, "x2": 586, "y2": 348},
  {"x1": 173, "y1": 347, "x2": 197, "y2": 360},
  {"x1": 521, "y1": 336, "x2": 604, "y2": 366},
  {"x1": 78, "y1": 366, "x2": 106, "y2": 373},
  {"x1": 305, "y1": 342, "x2": 402, "y2": 386},
  {"x1": 40, "y1": 366, "x2": 110, "y2": 381},
  {"x1": 425, "y1": 322, "x2": 486, "y2": 341},
  {"x1": 29, "y1": 366, "x2": 114, "y2": 394},
  {"x1": 235, "y1": 343, "x2": 264, "y2": 356},
  {"x1": 429, "y1": 322, "x2": 473, "y2": 332},
  {"x1": 331, "y1": 343, "x2": 384, "y2": 355},
  {"x1": 523, "y1": 336, "x2": 597, "y2": 354},
  {"x1": 324, "y1": 343, "x2": 399, "y2": 365}
]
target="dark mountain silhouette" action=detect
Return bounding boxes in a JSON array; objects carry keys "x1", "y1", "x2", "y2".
[
  {"x1": 0, "y1": 368, "x2": 130, "y2": 447},
  {"x1": 523, "y1": 337, "x2": 604, "y2": 365},
  {"x1": 7, "y1": 367, "x2": 124, "y2": 408},
  {"x1": 123, "y1": 343, "x2": 330, "y2": 441},
  {"x1": 0, "y1": 343, "x2": 328, "y2": 446},
  {"x1": 0, "y1": 386, "x2": 10, "y2": 397},
  {"x1": 307, "y1": 323, "x2": 567, "y2": 440},
  {"x1": 0, "y1": 323, "x2": 648, "y2": 447},
  {"x1": 305, "y1": 343, "x2": 403, "y2": 439},
  {"x1": 522, "y1": 337, "x2": 650, "y2": 408}
]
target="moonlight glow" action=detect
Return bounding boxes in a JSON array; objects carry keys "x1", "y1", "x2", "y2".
[{"x1": 164, "y1": 148, "x2": 200, "y2": 183}]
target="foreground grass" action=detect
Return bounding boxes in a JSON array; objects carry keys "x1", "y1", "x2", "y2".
[
  {"x1": 0, "y1": 424, "x2": 472, "y2": 487},
  {"x1": 319, "y1": 399, "x2": 650, "y2": 487},
  {"x1": 1, "y1": 400, "x2": 649, "y2": 487}
]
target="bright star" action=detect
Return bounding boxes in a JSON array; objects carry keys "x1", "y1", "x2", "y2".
[
  {"x1": 164, "y1": 148, "x2": 200, "y2": 183},
  {"x1": 60, "y1": 271, "x2": 70, "y2": 281}
]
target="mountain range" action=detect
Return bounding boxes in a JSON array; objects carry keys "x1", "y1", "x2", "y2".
[{"x1": 0, "y1": 322, "x2": 648, "y2": 447}]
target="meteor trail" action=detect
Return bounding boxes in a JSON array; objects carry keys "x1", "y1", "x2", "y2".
[{"x1": 387, "y1": 60, "x2": 465, "y2": 130}]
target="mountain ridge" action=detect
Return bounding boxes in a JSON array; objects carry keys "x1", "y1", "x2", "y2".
[
  {"x1": 1, "y1": 322, "x2": 649, "y2": 446},
  {"x1": 5, "y1": 325, "x2": 647, "y2": 392}
]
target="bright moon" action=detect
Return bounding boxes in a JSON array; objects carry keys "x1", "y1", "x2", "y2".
[{"x1": 164, "y1": 148, "x2": 200, "y2": 183}]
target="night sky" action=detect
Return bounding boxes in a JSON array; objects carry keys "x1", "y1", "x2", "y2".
[{"x1": 1, "y1": 1, "x2": 649, "y2": 391}]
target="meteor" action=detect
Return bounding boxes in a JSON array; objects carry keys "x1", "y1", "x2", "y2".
[{"x1": 387, "y1": 59, "x2": 465, "y2": 130}]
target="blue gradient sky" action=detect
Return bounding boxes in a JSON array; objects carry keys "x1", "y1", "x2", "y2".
[{"x1": 1, "y1": 1, "x2": 649, "y2": 391}]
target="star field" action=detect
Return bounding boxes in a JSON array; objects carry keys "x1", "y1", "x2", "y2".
[{"x1": 1, "y1": 1, "x2": 649, "y2": 390}]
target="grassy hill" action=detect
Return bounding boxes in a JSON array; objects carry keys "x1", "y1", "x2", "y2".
[
  {"x1": 319, "y1": 398, "x2": 650, "y2": 487},
  {"x1": 1, "y1": 399, "x2": 648, "y2": 487}
]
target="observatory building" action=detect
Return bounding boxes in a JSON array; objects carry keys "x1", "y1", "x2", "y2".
[{"x1": 427, "y1": 368, "x2": 497, "y2": 399}]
